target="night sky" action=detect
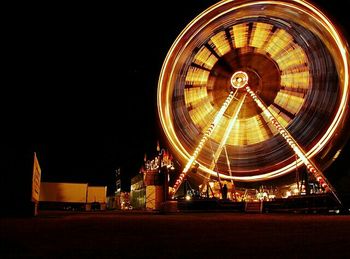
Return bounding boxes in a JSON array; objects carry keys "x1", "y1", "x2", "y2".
[{"x1": 3, "y1": 0, "x2": 350, "y2": 195}]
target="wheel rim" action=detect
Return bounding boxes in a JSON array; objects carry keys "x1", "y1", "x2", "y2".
[{"x1": 157, "y1": 0, "x2": 350, "y2": 182}]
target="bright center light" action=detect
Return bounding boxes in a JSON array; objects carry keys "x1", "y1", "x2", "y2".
[{"x1": 231, "y1": 71, "x2": 249, "y2": 89}]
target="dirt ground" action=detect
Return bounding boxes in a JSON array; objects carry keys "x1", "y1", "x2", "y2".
[{"x1": 1, "y1": 210, "x2": 350, "y2": 258}]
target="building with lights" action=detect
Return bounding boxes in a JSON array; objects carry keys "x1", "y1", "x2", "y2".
[{"x1": 130, "y1": 147, "x2": 175, "y2": 210}]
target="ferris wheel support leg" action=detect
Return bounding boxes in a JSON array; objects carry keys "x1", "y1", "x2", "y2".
[
  {"x1": 205, "y1": 93, "x2": 246, "y2": 198},
  {"x1": 209, "y1": 93, "x2": 247, "y2": 170},
  {"x1": 224, "y1": 146, "x2": 237, "y2": 201},
  {"x1": 199, "y1": 93, "x2": 246, "y2": 196},
  {"x1": 245, "y1": 86, "x2": 342, "y2": 207},
  {"x1": 171, "y1": 90, "x2": 238, "y2": 197}
]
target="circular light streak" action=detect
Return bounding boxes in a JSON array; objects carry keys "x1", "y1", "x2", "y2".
[
  {"x1": 157, "y1": 0, "x2": 349, "y2": 182},
  {"x1": 231, "y1": 71, "x2": 249, "y2": 89}
]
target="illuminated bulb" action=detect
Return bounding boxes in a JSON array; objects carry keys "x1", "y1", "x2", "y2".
[
  {"x1": 245, "y1": 85, "x2": 331, "y2": 192},
  {"x1": 171, "y1": 89, "x2": 237, "y2": 194}
]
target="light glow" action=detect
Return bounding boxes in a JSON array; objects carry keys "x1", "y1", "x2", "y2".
[
  {"x1": 250, "y1": 22, "x2": 273, "y2": 50},
  {"x1": 157, "y1": 0, "x2": 349, "y2": 185},
  {"x1": 264, "y1": 29, "x2": 293, "y2": 58},
  {"x1": 210, "y1": 94, "x2": 247, "y2": 170},
  {"x1": 245, "y1": 86, "x2": 342, "y2": 205},
  {"x1": 209, "y1": 31, "x2": 231, "y2": 56},
  {"x1": 193, "y1": 46, "x2": 218, "y2": 70},
  {"x1": 171, "y1": 90, "x2": 237, "y2": 195},
  {"x1": 232, "y1": 23, "x2": 248, "y2": 48}
]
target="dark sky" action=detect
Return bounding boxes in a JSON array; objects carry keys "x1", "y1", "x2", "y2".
[{"x1": 4, "y1": 0, "x2": 350, "y2": 194}]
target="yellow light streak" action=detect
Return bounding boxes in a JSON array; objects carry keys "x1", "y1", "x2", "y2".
[
  {"x1": 171, "y1": 90, "x2": 237, "y2": 195},
  {"x1": 245, "y1": 86, "x2": 342, "y2": 205},
  {"x1": 274, "y1": 91, "x2": 305, "y2": 116},
  {"x1": 209, "y1": 31, "x2": 231, "y2": 56},
  {"x1": 185, "y1": 67, "x2": 210, "y2": 86},
  {"x1": 188, "y1": 101, "x2": 215, "y2": 128},
  {"x1": 264, "y1": 29, "x2": 293, "y2": 58},
  {"x1": 184, "y1": 86, "x2": 207, "y2": 103},
  {"x1": 246, "y1": 116, "x2": 266, "y2": 144},
  {"x1": 231, "y1": 120, "x2": 242, "y2": 146},
  {"x1": 193, "y1": 46, "x2": 218, "y2": 69},
  {"x1": 157, "y1": 0, "x2": 349, "y2": 183},
  {"x1": 268, "y1": 105, "x2": 289, "y2": 127},
  {"x1": 281, "y1": 70, "x2": 310, "y2": 90},
  {"x1": 232, "y1": 23, "x2": 248, "y2": 48},
  {"x1": 250, "y1": 22, "x2": 273, "y2": 49},
  {"x1": 210, "y1": 94, "x2": 246, "y2": 169},
  {"x1": 275, "y1": 45, "x2": 308, "y2": 71}
]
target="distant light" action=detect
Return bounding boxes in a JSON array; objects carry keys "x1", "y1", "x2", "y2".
[
  {"x1": 333, "y1": 150, "x2": 341, "y2": 160},
  {"x1": 185, "y1": 195, "x2": 191, "y2": 201},
  {"x1": 329, "y1": 209, "x2": 340, "y2": 214}
]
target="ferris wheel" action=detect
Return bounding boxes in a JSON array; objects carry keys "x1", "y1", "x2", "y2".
[{"x1": 157, "y1": 0, "x2": 350, "y2": 202}]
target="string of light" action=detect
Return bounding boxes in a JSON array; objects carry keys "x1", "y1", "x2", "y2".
[
  {"x1": 245, "y1": 86, "x2": 342, "y2": 205},
  {"x1": 171, "y1": 90, "x2": 237, "y2": 196}
]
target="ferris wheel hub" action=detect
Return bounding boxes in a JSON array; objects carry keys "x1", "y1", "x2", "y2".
[{"x1": 231, "y1": 71, "x2": 249, "y2": 89}]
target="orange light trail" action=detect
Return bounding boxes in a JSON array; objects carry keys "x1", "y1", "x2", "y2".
[
  {"x1": 157, "y1": 0, "x2": 349, "y2": 183},
  {"x1": 245, "y1": 86, "x2": 342, "y2": 205},
  {"x1": 210, "y1": 93, "x2": 247, "y2": 170},
  {"x1": 171, "y1": 90, "x2": 237, "y2": 196}
]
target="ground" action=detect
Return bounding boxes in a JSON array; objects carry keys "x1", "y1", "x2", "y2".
[{"x1": 1, "y1": 210, "x2": 350, "y2": 258}]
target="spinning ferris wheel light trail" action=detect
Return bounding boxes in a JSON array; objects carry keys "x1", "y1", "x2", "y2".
[
  {"x1": 209, "y1": 93, "x2": 247, "y2": 171},
  {"x1": 172, "y1": 71, "x2": 342, "y2": 205},
  {"x1": 172, "y1": 89, "x2": 238, "y2": 195},
  {"x1": 159, "y1": 0, "x2": 350, "y2": 203},
  {"x1": 244, "y1": 85, "x2": 342, "y2": 205},
  {"x1": 172, "y1": 71, "x2": 250, "y2": 195}
]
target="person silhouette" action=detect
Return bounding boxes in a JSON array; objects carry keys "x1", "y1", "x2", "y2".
[{"x1": 222, "y1": 184, "x2": 228, "y2": 200}]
